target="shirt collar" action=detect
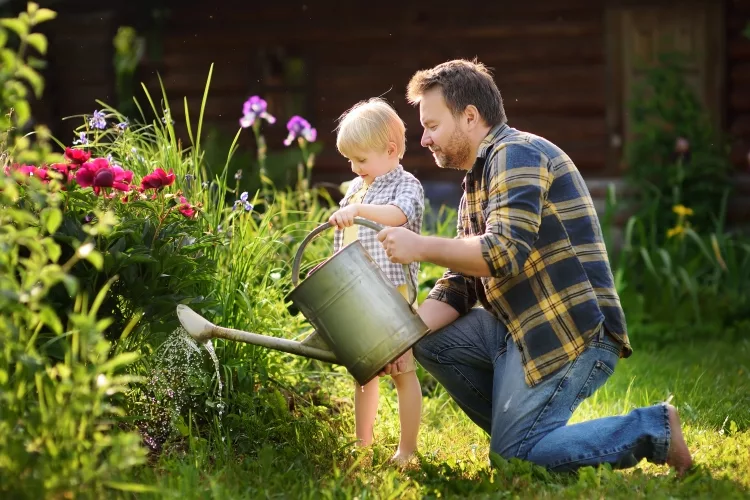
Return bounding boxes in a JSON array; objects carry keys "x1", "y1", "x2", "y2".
[
  {"x1": 476, "y1": 122, "x2": 511, "y2": 159},
  {"x1": 370, "y1": 164, "x2": 403, "y2": 186},
  {"x1": 467, "y1": 123, "x2": 513, "y2": 182}
]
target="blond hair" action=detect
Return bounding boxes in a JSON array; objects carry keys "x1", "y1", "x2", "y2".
[{"x1": 335, "y1": 98, "x2": 406, "y2": 159}]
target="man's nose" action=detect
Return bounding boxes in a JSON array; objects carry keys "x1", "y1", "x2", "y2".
[{"x1": 420, "y1": 130, "x2": 432, "y2": 148}]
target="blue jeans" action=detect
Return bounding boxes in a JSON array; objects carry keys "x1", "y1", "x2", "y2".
[{"x1": 413, "y1": 308, "x2": 671, "y2": 471}]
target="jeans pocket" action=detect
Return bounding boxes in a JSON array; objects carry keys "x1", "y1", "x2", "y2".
[{"x1": 570, "y1": 359, "x2": 615, "y2": 413}]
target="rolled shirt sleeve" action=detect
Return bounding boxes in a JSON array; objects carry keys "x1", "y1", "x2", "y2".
[{"x1": 480, "y1": 143, "x2": 551, "y2": 278}]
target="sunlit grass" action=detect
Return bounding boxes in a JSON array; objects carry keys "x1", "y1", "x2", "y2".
[{"x1": 124, "y1": 338, "x2": 749, "y2": 499}]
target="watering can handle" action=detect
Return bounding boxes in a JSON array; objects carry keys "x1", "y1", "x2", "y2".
[{"x1": 291, "y1": 217, "x2": 417, "y2": 307}]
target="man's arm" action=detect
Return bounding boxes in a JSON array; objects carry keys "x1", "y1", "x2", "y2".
[
  {"x1": 417, "y1": 236, "x2": 489, "y2": 277},
  {"x1": 418, "y1": 144, "x2": 551, "y2": 279}
]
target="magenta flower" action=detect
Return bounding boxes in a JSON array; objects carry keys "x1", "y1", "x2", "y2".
[
  {"x1": 3, "y1": 163, "x2": 49, "y2": 182},
  {"x1": 64, "y1": 147, "x2": 91, "y2": 165},
  {"x1": 239, "y1": 96, "x2": 276, "y2": 128},
  {"x1": 140, "y1": 168, "x2": 176, "y2": 191},
  {"x1": 283, "y1": 116, "x2": 317, "y2": 146},
  {"x1": 178, "y1": 196, "x2": 197, "y2": 218},
  {"x1": 75, "y1": 158, "x2": 134, "y2": 195}
]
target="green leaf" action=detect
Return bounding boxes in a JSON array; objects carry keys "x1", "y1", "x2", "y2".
[
  {"x1": 104, "y1": 482, "x2": 161, "y2": 493},
  {"x1": 99, "y1": 352, "x2": 140, "y2": 373},
  {"x1": 13, "y1": 98, "x2": 31, "y2": 127},
  {"x1": 42, "y1": 238, "x2": 61, "y2": 263},
  {"x1": 1, "y1": 48, "x2": 16, "y2": 72},
  {"x1": 0, "y1": 28, "x2": 7, "y2": 48},
  {"x1": 32, "y1": 8, "x2": 57, "y2": 25},
  {"x1": 25, "y1": 32, "x2": 47, "y2": 54},
  {"x1": 40, "y1": 305, "x2": 63, "y2": 334},
  {"x1": 0, "y1": 18, "x2": 28, "y2": 38},
  {"x1": 16, "y1": 63, "x2": 44, "y2": 98},
  {"x1": 41, "y1": 207, "x2": 62, "y2": 234},
  {"x1": 61, "y1": 275, "x2": 78, "y2": 296},
  {"x1": 26, "y1": 55, "x2": 46, "y2": 69},
  {"x1": 124, "y1": 254, "x2": 158, "y2": 264},
  {"x1": 86, "y1": 249, "x2": 104, "y2": 270}
]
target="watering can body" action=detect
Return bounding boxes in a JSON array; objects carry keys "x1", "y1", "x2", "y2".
[
  {"x1": 286, "y1": 235, "x2": 430, "y2": 385},
  {"x1": 177, "y1": 218, "x2": 431, "y2": 386}
]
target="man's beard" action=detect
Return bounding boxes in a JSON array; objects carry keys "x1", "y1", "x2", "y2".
[{"x1": 431, "y1": 128, "x2": 471, "y2": 170}]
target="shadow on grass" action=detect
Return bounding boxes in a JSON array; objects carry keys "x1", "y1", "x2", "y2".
[{"x1": 403, "y1": 453, "x2": 750, "y2": 499}]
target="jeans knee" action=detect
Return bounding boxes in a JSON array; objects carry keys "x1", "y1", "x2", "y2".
[{"x1": 412, "y1": 339, "x2": 430, "y2": 365}]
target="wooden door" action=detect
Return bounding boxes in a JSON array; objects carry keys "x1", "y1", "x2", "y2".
[{"x1": 605, "y1": 1, "x2": 725, "y2": 171}]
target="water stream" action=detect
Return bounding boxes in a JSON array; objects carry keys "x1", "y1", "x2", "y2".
[{"x1": 139, "y1": 326, "x2": 225, "y2": 450}]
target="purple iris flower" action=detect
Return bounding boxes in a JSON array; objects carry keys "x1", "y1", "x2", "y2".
[
  {"x1": 239, "y1": 96, "x2": 276, "y2": 128},
  {"x1": 283, "y1": 116, "x2": 317, "y2": 146}
]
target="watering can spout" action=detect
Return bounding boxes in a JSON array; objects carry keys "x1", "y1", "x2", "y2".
[
  {"x1": 175, "y1": 305, "x2": 339, "y2": 364},
  {"x1": 176, "y1": 304, "x2": 215, "y2": 343}
]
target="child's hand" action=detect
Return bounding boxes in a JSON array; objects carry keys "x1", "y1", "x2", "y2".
[
  {"x1": 379, "y1": 349, "x2": 412, "y2": 377},
  {"x1": 329, "y1": 204, "x2": 359, "y2": 229}
]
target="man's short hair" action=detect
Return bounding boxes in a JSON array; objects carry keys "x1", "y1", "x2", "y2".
[{"x1": 406, "y1": 59, "x2": 507, "y2": 127}]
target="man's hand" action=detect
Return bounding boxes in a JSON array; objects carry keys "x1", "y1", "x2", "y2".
[
  {"x1": 328, "y1": 204, "x2": 359, "y2": 229},
  {"x1": 378, "y1": 226, "x2": 424, "y2": 264}
]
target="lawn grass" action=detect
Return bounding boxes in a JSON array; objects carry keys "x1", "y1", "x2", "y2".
[{"x1": 129, "y1": 338, "x2": 750, "y2": 499}]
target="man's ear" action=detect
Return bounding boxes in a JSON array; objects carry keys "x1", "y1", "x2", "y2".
[{"x1": 464, "y1": 105, "x2": 480, "y2": 131}]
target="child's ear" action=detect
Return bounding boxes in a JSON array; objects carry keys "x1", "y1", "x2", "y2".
[{"x1": 387, "y1": 142, "x2": 398, "y2": 157}]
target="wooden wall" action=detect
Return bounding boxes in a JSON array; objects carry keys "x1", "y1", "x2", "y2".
[
  {"x1": 147, "y1": 0, "x2": 609, "y2": 185},
  {"x1": 17, "y1": 0, "x2": 750, "y2": 224},
  {"x1": 727, "y1": 0, "x2": 750, "y2": 223}
]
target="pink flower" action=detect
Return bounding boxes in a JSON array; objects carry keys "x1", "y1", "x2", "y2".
[
  {"x1": 75, "y1": 158, "x2": 134, "y2": 195},
  {"x1": 4, "y1": 163, "x2": 49, "y2": 182},
  {"x1": 178, "y1": 196, "x2": 196, "y2": 218},
  {"x1": 674, "y1": 137, "x2": 690, "y2": 154},
  {"x1": 48, "y1": 163, "x2": 73, "y2": 182},
  {"x1": 64, "y1": 147, "x2": 91, "y2": 165},
  {"x1": 141, "y1": 168, "x2": 176, "y2": 191}
]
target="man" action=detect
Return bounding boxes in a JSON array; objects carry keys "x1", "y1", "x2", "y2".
[{"x1": 377, "y1": 59, "x2": 692, "y2": 474}]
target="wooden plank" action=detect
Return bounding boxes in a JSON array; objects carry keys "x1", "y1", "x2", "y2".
[
  {"x1": 729, "y1": 39, "x2": 750, "y2": 59},
  {"x1": 730, "y1": 90, "x2": 750, "y2": 112},
  {"x1": 729, "y1": 115, "x2": 750, "y2": 136}
]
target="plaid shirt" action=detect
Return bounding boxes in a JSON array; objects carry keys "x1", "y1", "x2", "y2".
[
  {"x1": 334, "y1": 165, "x2": 424, "y2": 290},
  {"x1": 427, "y1": 124, "x2": 632, "y2": 387}
]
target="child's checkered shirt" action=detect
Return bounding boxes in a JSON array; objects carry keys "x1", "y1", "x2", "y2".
[{"x1": 334, "y1": 165, "x2": 424, "y2": 291}]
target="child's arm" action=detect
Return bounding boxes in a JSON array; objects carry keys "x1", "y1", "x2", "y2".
[
  {"x1": 329, "y1": 203, "x2": 406, "y2": 229},
  {"x1": 354, "y1": 203, "x2": 407, "y2": 227}
]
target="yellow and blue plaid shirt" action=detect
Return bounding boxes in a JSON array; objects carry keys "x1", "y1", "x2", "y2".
[{"x1": 427, "y1": 123, "x2": 632, "y2": 387}]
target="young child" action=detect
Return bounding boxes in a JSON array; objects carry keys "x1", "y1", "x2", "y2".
[{"x1": 328, "y1": 97, "x2": 425, "y2": 464}]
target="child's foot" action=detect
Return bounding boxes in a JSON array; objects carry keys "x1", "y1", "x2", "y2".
[
  {"x1": 665, "y1": 404, "x2": 692, "y2": 476},
  {"x1": 390, "y1": 449, "x2": 416, "y2": 466}
]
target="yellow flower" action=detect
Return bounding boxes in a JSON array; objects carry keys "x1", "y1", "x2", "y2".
[
  {"x1": 672, "y1": 205, "x2": 694, "y2": 217},
  {"x1": 667, "y1": 225, "x2": 685, "y2": 239}
]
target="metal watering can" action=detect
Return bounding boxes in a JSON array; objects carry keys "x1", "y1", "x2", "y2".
[{"x1": 176, "y1": 217, "x2": 431, "y2": 385}]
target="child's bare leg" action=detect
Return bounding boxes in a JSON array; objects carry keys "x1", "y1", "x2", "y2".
[
  {"x1": 391, "y1": 370, "x2": 422, "y2": 461},
  {"x1": 354, "y1": 377, "x2": 379, "y2": 446}
]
